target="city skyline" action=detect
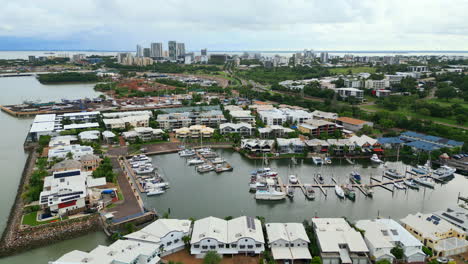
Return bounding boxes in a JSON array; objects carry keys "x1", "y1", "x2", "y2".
[{"x1": 1, "y1": 0, "x2": 468, "y2": 51}]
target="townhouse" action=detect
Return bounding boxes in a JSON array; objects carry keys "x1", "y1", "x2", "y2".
[
  {"x1": 298, "y1": 119, "x2": 342, "y2": 137},
  {"x1": 241, "y1": 139, "x2": 275, "y2": 153},
  {"x1": 266, "y1": 222, "x2": 312, "y2": 263},
  {"x1": 174, "y1": 125, "x2": 214, "y2": 138},
  {"x1": 276, "y1": 138, "x2": 306, "y2": 154},
  {"x1": 219, "y1": 123, "x2": 254, "y2": 136}
]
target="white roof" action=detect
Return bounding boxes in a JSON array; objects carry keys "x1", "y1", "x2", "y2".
[
  {"x1": 49, "y1": 135, "x2": 78, "y2": 148},
  {"x1": 63, "y1": 123, "x2": 99, "y2": 130},
  {"x1": 227, "y1": 216, "x2": 264, "y2": 244},
  {"x1": 276, "y1": 138, "x2": 305, "y2": 147},
  {"x1": 30, "y1": 121, "x2": 55, "y2": 133},
  {"x1": 230, "y1": 110, "x2": 253, "y2": 118},
  {"x1": 266, "y1": 223, "x2": 310, "y2": 244},
  {"x1": 356, "y1": 219, "x2": 423, "y2": 251},
  {"x1": 400, "y1": 212, "x2": 466, "y2": 241},
  {"x1": 102, "y1": 110, "x2": 152, "y2": 118},
  {"x1": 78, "y1": 130, "x2": 100, "y2": 140},
  {"x1": 220, "y1": 122, "x2": 252, "y2": 130},
  {"x1": 349, "y1": 135, "x2": 377, "y2": 146},
  {"x1": 434, "y1": 237, "x2": 468, "y2": 252},
  {"x1": 191, "y1": 216, "x2": 227, "y2": 244},
  {"x1": 102, "y1": 131, "x2": 116, "y2": 138},
  {"x1": 125, "y1": 219, "x2": 191, "y2": 244},
  {"x1": 33, "y1": 114, "x2": 56, "y2": 123},
  {"x1": 312, "y1": 218, "x2": 369, "y2": 253},
  {"x1": 312, "y1": 110, "x2": 338, "y2": 120},
  {"x1": 62, "y1": 111, "x2": 100, "y2": 117},
  {"x1": 87, "y1": 177, "x2": 107, "y2": 188},
  {"x1": 433, "y1": 207, "x2": 468, "y2": 234}
]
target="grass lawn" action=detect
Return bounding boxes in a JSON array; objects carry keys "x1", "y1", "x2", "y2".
[
  {"x1": 426, "y1": 98, "x2": 468, "y2": 108},
  {"x1": 22, "y1": 212, "x2": 68, "y2": 226},
  {"x1": 329, "y1": 66, "x2": 376, "y2": 74}
]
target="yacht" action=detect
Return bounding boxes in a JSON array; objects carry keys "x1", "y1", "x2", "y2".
[
  {"x1": 196, "y1": 164, "x2": 214, "y2": 173},
  {"x1": 289, "y1": 175, "x2": 298, "y2": 184},
  {"x1": 305, "y1": 185, "x2": 315, "y2": 200},
  {"x1": 343, "y1": 185, "x2": 356, "y2": 201},
  {"x1": 324, "y1": 157, "x2": 332, "y2": 164},
  {"x1": 129, "y1": 154, "x2": 152, "y2": 163},
  {"x1": 404, "y1": 179, "x2": 420, "y2": 190},
  {"x1": 349, "y1": 171, "x2": 361, "y2": 184},
  {"x1": 215, "y1": 164, "x2": 233, "y2": 173},
  {"x1": 335, "y1": 185, "x2": 345, "y2": 199},
  {"x1": 384, "y1": 169, "x2": 404, "y2": 179},
  {"x1": 432, "y1": 165, "x2": 456, "y2": 181},
  {"x1": 187, "y1": 158, "x2": 204, "y2": 165},
  {"x1": 255, "y1": 185, "x2": 286, "y2": 200},
  {"x1": 211, "y1": 157, "x2": 226, "y2": 164},
  {"x1": 413, "y1": 177, "x2": 435, "y2": 188},
  {"x1": 312, "y1": 157, "x2": 323, "y2": 165},
  {"x1": 134, "y1": 164, "x2": 154, "y2": 174},
  {"x1": 370, "y1": 154, "x2": 383, "y2": 163},
  {"x1": 316, "y1": 174, "x2": 325, "y2": 184},
  {"x1": 363, "y1": 185, "x2": 373, "y2": 197},
  {"x1": 146, "y1": 188, "x2": 165, "y2": 196},
  {"x1": 393, "y1": 182, "x2": 406, "y2": 190},
  {"x1": 412, "y1": 160, "x2": 432, "y2": 175},
  {"x1": 178, "y1": 149, "x2": 195, "y2": 157}
]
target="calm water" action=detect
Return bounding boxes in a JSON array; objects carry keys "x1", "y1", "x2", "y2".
[{"x1": 0, "y1": 75, "x2": 467, "y2": 263}]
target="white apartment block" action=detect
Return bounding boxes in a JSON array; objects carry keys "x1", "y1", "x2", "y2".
[
  {"x1": 229, "y1": 110, "x2": 255, "y2": 124},
  {"x1": 48, "y1": 144, "x2": 94, "y2": 161},
  {"x1": 190, "y1": 216, "x2": 265, "y2": 256},
  {"x1": 336, "y1": 88, "x2": 364, "y2": 102},
  {"x1": 219, "y1": 123, "x2": 254, "y2": 136},
  {"x1": 103, "y1": 115, "x2": 150, "y2": 130},
  {"x1": 266, "y1": 223, "x2": 312, "y2": 263},
  {"x1": 365, "y1": 79, "x2": 388, "y2": 90},
  {"x1": 259, "y1": 108, "x2": 312, "y2": 126}
]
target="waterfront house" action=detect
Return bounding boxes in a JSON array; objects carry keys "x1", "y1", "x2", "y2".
[
  {"x1": 304, "y1": 139, "x2": 330, "y2": 153},
  {"x1": 355, "y1": 219, "x2": 426, "y2": 263},
  {"x1": 80, "y1": 154, "x2": 101, "y2": 171},
  {"x1": 433, "y1": 207, "x2": 468, "y2": 235},
  {"x1": 265, "y1": 222, "x2": 312, "y2": 263},
  {"x1": 48, "y1": 144, "x2": 94, "y2": 161},
  {"x1": 298, "y1": 119, "x2": 342, "y2": 137},
  {"x1": 336, "y1": 117, "x2": 373, "y2": 132},
  {"x1": 400, "y1": 212, "x2": 468, "y2": 257},
  {"x1": 326, "y1": 138, "x2": 355, "y2": 155},
  {"x1": 51, "y1": 159, "x2": 82, "y2": 172},
  {"x1": 312, "y1": 218, "x2": 369, "y2": 264},
  {"x1": 48, "y1": 135, "x2": 78, "y2": 148},
  {"x1": 190, "y1": 216, "x2": 265, "y2": 257},
  {"x1": 123, "y1": 128, "x2": 165, "y2": 142},
  {"x1": 52, "y1": 239, "x2": 161, "y2": 264},
  {"x1": 125, "y1": 219, "x2": 192, "y2": 256},
  {"x1": 219, "y1": 122, "x2": 254, "y2": 136},
  {"x1": 29, "y1": 114, "x2": 58, "y2": 141},
  {"x1": 174, "y1": 125, "x2": 214, "y2": 138},
  {"x1": 276, "y1": 138, "x2": 306, "y2": 154},
  {"x1": 241, "y1": 139, "x2": 275, "y2": 153},
  {"x1": 259, "y1": 108, "x2": 313, "y2": 126},
  {"x1": 349, "y1": 135, "x2": 380, "y2": 152},
  {"x1": 78, "y1": 130, "x2": 101, "y2": 142},
  {"x1": 258, "y1": 125, "x2": 294, "y2": 139}
]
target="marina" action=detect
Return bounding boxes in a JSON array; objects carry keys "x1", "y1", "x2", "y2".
[
  {"x1": 124, "y1": 154, "x2": 170, "y2": 195},
  {"x1": 179, "y1": 147, "x2": 233, "y2": 173}
]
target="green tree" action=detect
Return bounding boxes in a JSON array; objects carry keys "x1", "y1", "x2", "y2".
[
  {"x1": 310, "y1": 256, "x2": 322, "y2": 264},
  {"x1": 455, "y1": 114, "x2": 467, "y2": 125},
  {"x1": 66, "y1": 151, "x2": 74, "y2": 160},
  {"x1": 422, "y1": 246, "x2": 433, "y2": 257},
  {"x1": 435, "y1": 85, "x2": 457, "y2": 101},
  {"x1": 390, "y1": 246, "x2": 404, "y2": 260},
  {"x1": 375, "y1": 260, "x2": 392, "y2": 264},
  {"x1": 203, "y1": 251, "x2": 222, "y2": 264}
]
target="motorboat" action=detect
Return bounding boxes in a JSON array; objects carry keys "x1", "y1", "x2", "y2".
[
  {"x1": 384, "y1": 169, "x2": 404, "y2": 179},
  {"x1": 393, "y1": 182, "x2": 406, "y2": 190},
  {"x1": 196, "y1": 164, "x2": 214, "y2": 173},
  {"x1": 200, "y1": 151, "x2": 218, "y2": 158},
  {"x1": 363, "y1": 185, "x2": 373, "y2": 197},
  {"x1": 343, "y1": 185, "x2": 356, "y2": 201},
  {"x1": 187, "y1": 158, "x2": 204, "y2": 165},
  {"x1": 349, "y1": 171, "x2": 361, "y2": 184},
  {"x1": 312, "y1": 157, "x2": 323, "y2": 165},
  {"x1": 211, "y1": 157, "x2": 226, "y2": 164},
  {"x1": 324, "y1": 157, "x2": 332, "y2": 164},
  {"x1": 287, "y1": 186, "x2": 294, "y2": 198},
  {"x1": 146, "y1": 188, "x2": 165, "y2": 196},
  {"x1": 129, "y1": 154, "x2": 152, "y2": 163},
  {"x1": 305, "y1": 185, "x2": 315, "y2": 200},
  {"x1": 178, "y1": 149, "x2": 195, "y2": 157},
  {"x1": 215, "y1": 164, "x2": 233, "y2": 173},
  {"x1": 145, "y1": 182, "x2": 169, "y2": 190},
  {"x1": 335, "y1": 185, "x2": 345, "y2": 199},
  {"x1": 413, "y1": 177, "x2": 435, "y2": 188},
  {"x1": 404, "y1": 179, "x2": 419, "y2": 190},
  {"x1": 316, "y1": 174, "x2": 325, "y2": 184},
  {"x1": 412, "y1": 160, "x2": 432, "y2": 175},
  {"x1": 134, "y1": 164, "x2": 154, "y2": 174},
  {"x1": 432, "y1": 165, "x2": 456, "y2": 181},
  {"x1": 370, "y1": 154, "x2": 383, "y2": 163},
  {"x1": 255, "y1": 185, "x2": 286, "y2": 200},
  {"x1": 289, "y1": 175, "x2": 298, "y2": 184},
  {"x1": 130, "y1": 159, "x2": 152, "y2": 167}
]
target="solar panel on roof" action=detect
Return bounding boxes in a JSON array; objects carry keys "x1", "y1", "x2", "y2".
[
  {"x1": 431, "y1": 215, "x2": 441, "y2": 221},
  {"x1": 442, "y1": 212, "x2": 464, "y2": 224},
  {"x1": 434, "y1": 221, "x2": 439, "y2": 225},
  {"x1": 246, "y1": 216, "x2": 256, "y2": 230}
]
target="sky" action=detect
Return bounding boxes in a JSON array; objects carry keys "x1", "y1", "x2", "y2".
[{"x1": 0, "y1": 0, "x2": 467, "y2": 51}]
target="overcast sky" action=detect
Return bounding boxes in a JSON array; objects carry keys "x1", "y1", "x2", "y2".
[{"x1": 1, "y1": 0, "x2": 467, "y2": 51}]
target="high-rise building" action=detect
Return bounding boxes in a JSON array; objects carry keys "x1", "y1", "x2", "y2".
[
  {"x1": 136, "y1": 45, "x2": 143, "y2": 57},
  {"x1": 320, "y1": 52, "x2": 329, "y2": 63},
  {"x1": 143, "y1": 48, "x2": 151, "y2": 58},
  {"x1": 168, "y1": 41, "x2": 177, "y2": 60},
  {"x1": 176, "y1": 43, "x2": 186, "y2": 58},
  {"x1": 201, "y1": 48, "x2": 207, "y2": 56},
  {"x1": 151, "y1": 42, "x2": 163, "y2": 58}
]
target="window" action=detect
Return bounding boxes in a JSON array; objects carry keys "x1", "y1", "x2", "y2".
[
  {"x1": 202, "y1": 246, "x2": 208, "y2": 249},
  {"x1": 174, "y1": 239, "x2": 179, "y2": 243},
  {"x1": 232, "y1": 244, "x2": 237, "y2": 248},
  {"x1": 194, "y1": 245, "x2": 200, "y2": 248},
  {"x1": 291, "y1": 244, "x2": 294, "y2": 248},
  {"x1": 285, "y1": 243, "x2": 289, "y2": 247},
  {"x1": 226, "y1": 244, "x2": 230, "y2": 248},
  {"x1": 210, "y1": 246, "x2": 216, "y2": 249},
  {"x1": 247, "y1": 245, "x2": 253, "y2": 249},
  {"x1": 240, "y1": 245, "x2": 246, "y2": 249},
  {"x1": 219, "y1": 244, "x2": 224, "y2": 248},
  {"x1": 256, "y1": 244, "x2": 261, "y2": 248}
]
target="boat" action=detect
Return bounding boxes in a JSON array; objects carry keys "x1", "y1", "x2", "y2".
[
  {"x1": 215, "y1": 164, "x2": 233, "y2": 173},
  {"x1": 145, "y1": 182, "x2": 169, "y2": 190},
  {"x1": 324, "y1": 157, "x2": 332, "y2": 164},
  {"x1": 178, "y1": 149, "x2": 195, "y2": 157},
  {"x1": 413, "y1": 177, "x2": 435, "y2": 188},
  {"x1": 196, "y1": 164, "x2": 214, "y2": 173},
  {"x1": 305, "y1": 185, "x2": 315, "y2": 200},
  {"x1": 211, "y1": 157, "x2": 226, "y2": 164},
  {"x1": 200, "y1": 151, "x2": 218, "y2": 158},
  {"x1": 393, "y1": 182, "x2": 406, "y2": 190},
  {"x1": 287, "y1": 186, "x2": 294, "y2": 198},
  {"x1": 129, "y1": 154, "x2": 152, "y2": 163},
  {"x1": 363, "y1": 185, "x2": 373, "y2": 197},
  {"x1": 343, "y1": 185, "x2": 356, "y2": 201},
  {"x1": 349, "y1": 171, "x2": 361, "y2": 184},
  {"x1": 412, "y1": 160, "x2": 432, "y2": 175},
  {"x1": 316, "y1": 174, "x2": 325, "y2": 184},
  {"x1": 134, "y1": 164, "x2": 154, "y2": 174},
  {"x1": 255, "y1": 178, "x2": 286, "y2": 200},
  {"x1": 289, "y1": 175, "x2": 298, "y2": 184},
  {"x1": 312, "y1": 156, "x2": 323, "y2": 165},
  {"x1": 370, "y1": 154, "x2": 383, "y2": 163},
  {"x1": 146, "y1": 188, "x2": 165, "y2": 196},
  {"x1": 432, "y1": 165, "x2": 456, "y2": 181},
  {"x1": 130, "y1": 160, "x2": 151, "y2": 167},
  {"x1": 335, "y1": 185, "x2": 345, "y2": 199},
  {"x1": 187, "y1": 158, "x2": 204, "y2": 165},
  {"x1": 404, "y1": 179, "x2": 419, "y2": 190},
  {"x1": 384, "y1": 169, "x2": 404, "y2": 179}
]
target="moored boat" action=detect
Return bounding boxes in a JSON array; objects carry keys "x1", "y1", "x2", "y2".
[
  {"x1": 370, "y1": 154, "x2": 383, "y2": 163},
  {"x1": 432, "y1": 165, "x2": 456, "y2": 181},
  {"x1": 316, "y1": 174, "x2": 325, "y2": 184},
  {"x1": 335, "y1": 185, "x2": 345, "y2": 199},
  {"x1": 289, "y1": 175, "x2": 298, "y2": 184},
  {"x1": 312, "y1": 156, "x2": 323, "y2": 165},
  {"x1": 146, "y1": 188, "x2": 165, "y2": 196},
  {"x1": 404, "y1": 179, "x2": 419, "y2": 189},
  {"x1": 413, "y1": 177, "x2": 435, "y2": 188},
  {"x1": 349, "y1": 171, "x2": 361, "y2": 184},
  {"x1": 393, "y1": 182, "x2": 406, "y2": 190},
  {"x1": 384, "y1": 169, "x2": 404, "y2": 179},
  {"x1": 287, "y1": 186, "x2": 294, "y2": 198},
  {"x1": 305, "y1": 185, "x2": 315, "y2": 200},
  {"x1": 343, "y1": 185, "x2": 356, "y2": 201},
  {"x1": 187, "y1": 158, "x2": 204, "y2": 165}
]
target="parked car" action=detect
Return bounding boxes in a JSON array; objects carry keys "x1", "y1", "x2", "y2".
[{"x1": 453, "y1": 155, "x2": 462, "y2": 159}]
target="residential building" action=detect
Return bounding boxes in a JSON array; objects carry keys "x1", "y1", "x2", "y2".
[
  {"x1": 102, "y1": 111, "x2": 153, "y2": 119},
  {"x1": 349, "y1": 135, "x2": 380, "y2": 152},
  {"x1": 201, "y1": 49, "x2": 207, "y2": 56},
  {"x1": 168, "y1": 41, "x2": 177, "y2": 60},
  {"x1": 151, "y1": 42, "x2": 163, "y2": 58},
  {"x1": 408, "y1": 66, "x2": 429, "y2": 72},
  {"x1": 385, "y1": 75, "x2": 404, "y2": 86},
  {"x1": 78, "y1": 130, "x2": 100, "y2": 142},
  {"x1": 249, "y1": 103, "x2": 276, "y2": 112},
  {"x1": 229, "y1": 110, "x2": 255, "y2": 124},
  {"x1": 156, "y1": 112, "x2": 191, "y2": 130},
  {"x1": 174, "y1": 125, "x2": 214, "y2": 138},
  {"x1": 400, "y1": 212, "x2": 468, "y2": 257},
  {"x1": 336, "y1": 117, "x2": 374, "y2": 132},
  {"x1": 433, "y1": 207, "x2": 468, "y2": 235},
  {"x1": 156, "y1": 111, "x2": 226, "y2": 130},
  {"x1": 103, "y1": 115, "x2": 150, "y2": 130},
  {"x1": 241, "y1": 139, "x2": 275, "y2": 152},
  {"x1": 52, "y1": 239, "x2": 161, "y2": 264},
  {"x1": 219, "y1": 123, "x2": 254, "y2": 136},
  {"x1": 125, "y1": 219, "x2": 192, "y2": 256},
  {"x1": 190, "y1": 216, "x2": 265, "y2": 256},
  {"x1": 80, "y1": 154, "x2": 102, "y2": 171},
  {"x1": 39, "y1": 169, "x2": 106, "y2": 216},
  {"x1": 123, "y1": 128, "x2": 165, "y2": 142},
  {"x1": 320, "y1": 52, "x2": 329, "y2": 63},
  {"x1": 375, "y1": 90, "x2": 391, "y2": 97},
  {"x1": 29, "y1": 114, "x2": 58, "y2": 141},
  {"x1": 355, "y1": 219, "x2": 426, "y2": 263},
  {"x1": 265, "y1": 223, "x2": 312, "y2": 263},
  {"x1": 304, "y1": 139, "x2": 330, "y2": 153},
  {"x1": 258, "y1": 125, "x2": 294, "y2": 139},
  {"x1": 58, "y1": 111, "x2": 100, "y2": 123},
  {"x1": 344, "y1": 78, "x2": 363, "y2": 89},
  {"x1": 136, "y1": 44, "x2": 143, "y2": 57},
  {"x1": 312, "y1": 218, "x2": 369, "y2": 264},
  {"x1": 325, "y1": 138, "x2": 355, "y2": 154},
  {"x1": 298, "y1": 119, "x2": 342, "y2": 137},
  {"x1": 377, "y1": 137, "x2": 405, "y2": 149},
  {"x1": 102, "y1": 131, "x2": 116, "y2": 144},
  {"x1": 365, "y1": 79, "x2": 388, "y2": 90},
  {"x1": 259, "y1": 108, "x2": 312, "y2": 126},
  {"x1": 176, "y1": 43, "x2": 185, "y2": 58},
  {"x1": 337, "y1": 88, "x2": 364, "y2": 102},
  {"x1": 49, "y1": 135, "x2": 78, "y2": 148},
  {"x1": 311, "y1": 110, "x2": 338, "y2": 121},
  {"x1": 62, "y1": 123, "x2": 100, "y2": 131},
  {"x1": 51, "y1": 159, "x2": 82, "y2": 172},
  {"x1": 143, "y1": 48, "x2": 151, "y2": 57},
  {"x1": 48, "y1": 144, "x2": 94, "y2": 161},
  {"x1": 276, "y1": 138, "x2": 306, "y2": 154}
]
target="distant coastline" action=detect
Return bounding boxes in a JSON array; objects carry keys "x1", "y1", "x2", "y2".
[{"x1": 1, "y1": 49, "x2": 468, "y2": 53}]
